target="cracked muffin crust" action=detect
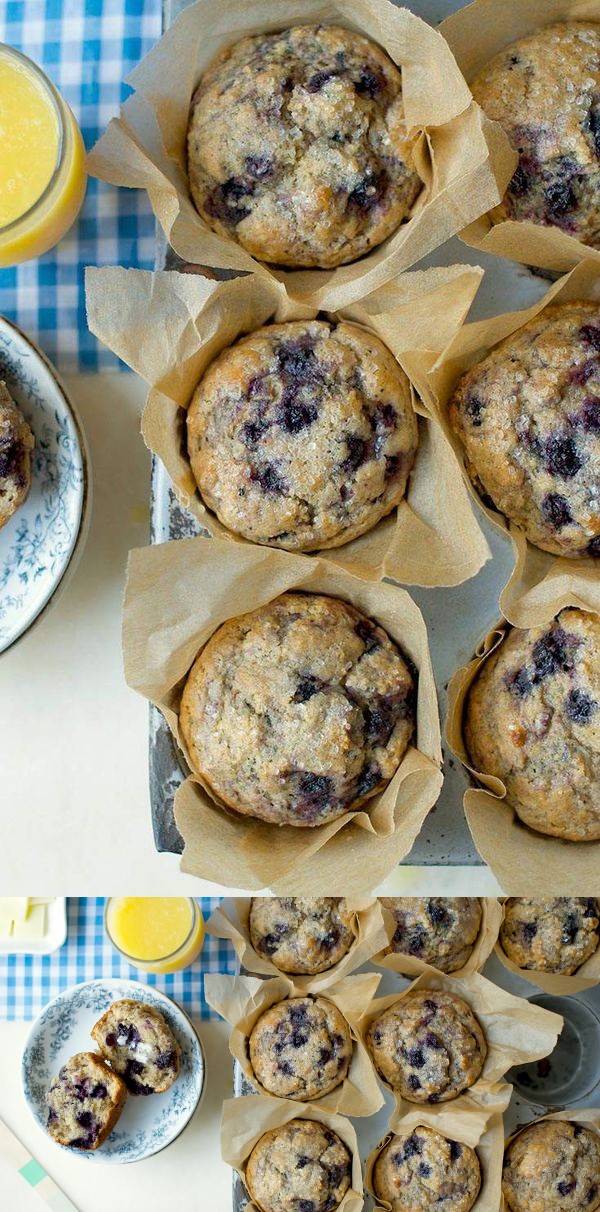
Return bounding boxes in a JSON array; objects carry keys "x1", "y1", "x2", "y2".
[
  {"x1": 91, "y1": 999, "x2": 180, "y2": 1096},
  {"x1": 179, "y1": 592, "x2": 416, "y2": 828},
  {"x1": 464, "y1": 609, "x2": 600, "y2": 842},
  {"x1": 373, "y1": 1124, "x2": 482, "y2": 1212},
  {"x1": 448, "y1": 302, "x2": 600, "y2": 559},
  {"x1": 0, "y1": 382, "x2": 34, "y2": 529},
  {"x1": 471, "y1": 23, "x2": 600, "y2": 248},
  {"x1": 186, "y1": 319, "x2": 418, "y2": 552},
  {"x1": 248, "y1": 995, "x2": 353, "y2": 1101},
  {"x1": 500, "y1": 898, "x2": 600, "y2": 975},
  {"x1": 502, "y1": 1120, "x2": 600, "y2": 1212},
  {"x1": 45, "y1": 1052, "x2": 127, "y2": 1151},
  {"x1": 246, "y1": 1118, "x2": 352, "y2": 1212},
  {"x1": 187, "y1": 24, "x2": 422, "y2": 268},
  {"x1": 380, "y1": 897, "x2": 482, "y2": 973},
  {"x1": 367, "y1": 989, "x2": 487, "y2": 1104},
  {"x1": 249, "y1": 898, "x2": 355, "y2": 974}
]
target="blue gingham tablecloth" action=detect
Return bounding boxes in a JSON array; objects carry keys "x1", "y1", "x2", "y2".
[
  {"x1": 0, "y1": 898, "x2": 237, "y2": 1021},
  {"x1": 0, "y1": 0, "x2": 161, "y2": 372}
]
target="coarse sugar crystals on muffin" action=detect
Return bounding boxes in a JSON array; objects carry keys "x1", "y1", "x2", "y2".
[
  {"x1": 380, "y1": 897, "x2": 482, "y2": 973},
  {"x1": 249, "y1": 898, "x2": 355, "y2": 974},
  {"x1": 448, "y1": 301, "x2": 600, "y2": 559},
  {"x1": 186, "y1": 24, "x2": 422, "y2": 268},
  {"x1": 373, "y1": 1124, "x2": 482, "y2": 1212},
  {"x1": 45, "y1": 1052, "x2": 127, "y2": 1151},
  {"x1": 464, "y1": 608, "x2": 600, "y2": 843},
  {"x1": 499, "y1": 898, "x2": 600, "y2": 975},
  {"x1": 91, "y1": 999, "x2": 180, "y2": 1096},
  {"x1": 179, "y1": 591, "x2": 416, "y2": 828},
  {"x1": 186, "y1": 319, "x2": 418, "y2": 551},
  {"x1": 246, "y1": 1118, "x2": 352, "y2": 1212},
  {"x1": 367, "y1": 989, "x2": 486, "y2": 1104},
  {"x1": 0, "y1": 381, "x2": 34, "y2": 529},
  {"x1": 248, "y1": 995, "x2": 353, "y2": 1101},
  {"x1": 471, "y1": 22, "x2": 600, "y2": 248},
  {"x1": 502, "y1": 1119, "x2": 600, "y2": 1212}
]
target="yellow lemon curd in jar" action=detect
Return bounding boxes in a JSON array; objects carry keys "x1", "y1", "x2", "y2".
[{"x1": 105, "y1": 897, "x2": 205, "y2": 974}]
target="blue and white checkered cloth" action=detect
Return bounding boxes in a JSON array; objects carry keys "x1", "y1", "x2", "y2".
[
  {"x1": 0, "y1": 0, "x2": 161, "y2": 372},
  {"x1": 0, "y1": 898, "x2": 237, "y2": 1021}
]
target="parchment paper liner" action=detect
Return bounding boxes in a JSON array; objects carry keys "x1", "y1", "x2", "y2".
[
  {"x1": 206, "y1": 896, "x2": 388, "y2": 992},
  {"x1": 85, "y1": 263, "x2": 488, "y2": 587},
  {"x1": 446, "y1": 603, "x2": 600, "y2": 895},
  {"x1": 354, "y1": 968, "x2": 563, "y2": 1133},
  {"x1": 409, "y1": 259, "x2": 600, "y2": 628},
  {"x1": 366, "y1": 1110, "x2": 507, "y2": 1212},
  {"x1": 122, "y1": 535, "x2": 443, "y2": 893},
  {"x1": 204, "y1": 970, "x2": 383, "y2": 1116},
  {"x1": 500, "y1": 1110, "x2": 600, "y2": 1212},
  {"x1": 221, "y1": 1093, "x2": 363, "y2": 1212},
  {"x1": 440, "y1": 0, "x2": 600, "y2": 278},
  {"x1": 494, "y1": 898, "x2": 600, "y2": 995},
  {"x1": 372, "y1": 897, "x2": 503, "y2": 981},
  {"x1": 86, "y1": 0, "x2": 515, "y2": 310}
]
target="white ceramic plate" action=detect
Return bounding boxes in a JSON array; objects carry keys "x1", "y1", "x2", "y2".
[
  {"x1": 22, "y1": 978, "x2": 205, "y2": 1163},
  {"x1": 0, "y1": 897, "x2": 67, "y2": 956},
  {"x1": 0, "y1": 316, "x2": 90, "y2": 654}
]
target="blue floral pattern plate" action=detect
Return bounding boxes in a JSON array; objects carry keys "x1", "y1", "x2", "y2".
[
  {"x1": 22, "y1": 978, "x2": 205, "y2": 1164},
  {"x1": 0, "y1": 316, "x2": 89, "y2": 654}
]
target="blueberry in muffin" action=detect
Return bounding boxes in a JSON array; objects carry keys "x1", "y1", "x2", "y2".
[
  {"x1": 246, "y1": 1119, "x2": 352, "y2": 1212},
  {"x1": 380, "y1": 897, "x2": 482, "y2": 973},
  {"x1": 248, "y1": 995, "x2": 353, "y2": 1101},
  {"x1": 249, "y1": 898, "x2": 355, "y2": 974},
  {"x1": 0, "y1": 381, "x2": 34, "y2": 529},
  {"x1": 471, "y1": 23, "x2": 600, "y2": 248},
  {"x1": 367, "y1": 989, "x2": 486, "y2": 1104},
  {"x1": 179, "y1": 591, "x2": 416, "y2": 828},
  {"x1": 186, "y1": 319, "x2": 418, "y2": 551},
  {"x1": 45, "y1": 1052, "x2": 127, "y2": 1151},
  {"x1": 187, "y1": 25, "x2": 422, "y2": 267},
  {"x1": 502, "y1": 1120, "x2": 600, "y2": 1212},
  {"x1": 91, "y1": 999, "x2": 180, "y2": 1096},
  {"x1": 373, "y1": 1124, "x2": 482, "y2": 1212},
  {"x1": 449, "y1": 302, "x2": 600, "y2": 559},
  {"x1": 464, "y1": 609, "x2": 600, "y2": 842},
  {"x1": 500, "y1": 898, "x2": 600, "y2": 975}
]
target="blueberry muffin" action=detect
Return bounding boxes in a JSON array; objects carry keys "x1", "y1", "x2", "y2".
[
  {"x1": 186, "y1": 320, "x2": 418, "y2": 551},
  {"x1": 246, "y1": 1119, "x2": 352, "y2": 1212},
  {"x1": 471, "y1": 23, "x2": 600, "y2": 248},
  {"x1": 0, "y1": 382, "x2": 34, "y2": 529},
  {"x1": 91, "y1": 999, "x2": 180, "y2": 1096},
  {"x1": 179, "y1": 592, "x2": 416, "y2": 828},
  {"x1": 249, "y1": 897, "x2": 355, "y2": 974},
  {"x1": 502, "y1": 1120, "x2": 600, "y2": 1212},
  {"x1": 380, "y1": 898, "x2": 482, "y2": 973},
  {"x1": 367, "y1": 989, "x2": 486, "y2": 1104},
  {"x1": 500, "y1": 898, "x2": 600, "y2": 975},
  {"x1": 45, "y1": 1052, "x2": 127, "y2": 1151},
  {"x1": 449, "y1": 302, "x2": 600, "y2": 559},
  {"x1": 187, "y1": 24, "x2": 422, "y2": 268},
  {"x1": 248, "y1": 995, "x2": 353, "y2": 1101},
  {"x1": 373, "y1": 1125, "x2": 482, "y2": 1212},
  {"x1": 464, "y1": 609, "x2": 600, "y2": 843}
]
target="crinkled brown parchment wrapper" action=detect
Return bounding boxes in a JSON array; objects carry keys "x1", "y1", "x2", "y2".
[
  {"x1": 500, "y1": 1110, "x2": 600, "y2": 1212},
  {"x1": 441, "y1": 0, "x2": 600, "y2": 277},
  {"x1": 366, "y1": 1110, "x2": 507, "y2": 1212},
  {"x1": 410, "y1": 259, "x2": 600, "y2": 628},
  {"x1": 206, "y1": 896, "x2": 388, "y2": 992},
  {"x1": 446, "y1": 605, "x2": 600, "y2": 896},
  {"x1": 372, "y1": 897, "x2": 503, "y2": 981},
  {"x1": 221, "y1": 1093, "x2": 363, "y2": 1212},
  {"x1": 122, "y1": 535, "x2": 442, "y2": 893},
  {"x1": 86, "y1": 0, "x2": 514, "y2": 310},
  {"x1": 494, "y1": 897, "x2": 600, "y2": 995},
  {"x1": 354, "y1": 968, "x2": 562, "y2": 1134},
  {"x1": 85, "y1": 263, "x2": 489, "y2": 587},
  {"x1": 204, "y1": 970, "x2": 383, "y2": 1116}
]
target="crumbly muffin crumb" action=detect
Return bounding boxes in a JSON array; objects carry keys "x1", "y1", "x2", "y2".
[
  {"x1": 45, "y1": 1052, "x2": 127, "y2": 1151},
  {"x1": 91, "y1": 999, "x2": 180, "y2": 1096},
  {"x1": 0, "y1": 381, "x2": 34, "y2": 529}
]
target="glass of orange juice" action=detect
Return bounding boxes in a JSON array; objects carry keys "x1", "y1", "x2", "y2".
[
  {"x1": 0, "y1": 44, "x2": 87, "y2": 266},
  {"x1": 105, "y1": 898, "x2": 205, "y2": 975}
]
